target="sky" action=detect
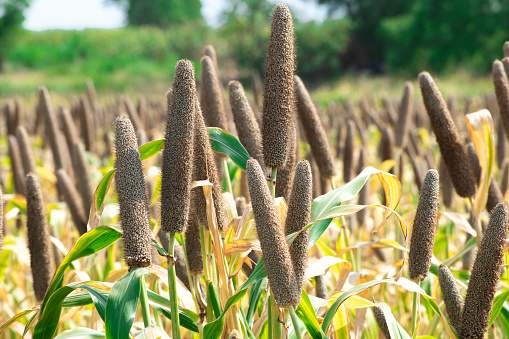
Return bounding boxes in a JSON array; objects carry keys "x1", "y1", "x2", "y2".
[{"x1": 23, "y1": 0, "x2": 329, "y2": 31}]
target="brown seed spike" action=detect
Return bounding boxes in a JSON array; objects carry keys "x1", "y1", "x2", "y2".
[
  {"x1": 247, "y1": 158, "x2": 298, "y2": 307},
  {"x1": 275, "y1": 124, "x2": 297, "y2": 201},
  {"x1": 439, "y1": 156, "x2": 454, "y2": 208},
  {"x1": 185, "y1": 213, "x2": 203, "y2": 275},
  {"x1": 262, "y1": 3, "x2": 295, "y2": 168},
  {"x1": 285, "y1": 160, "x2": 312, "y2": 304},
  {"x1": 59, "y1": 106, "x2": 80, "y2": 150},
  {"x1": 504, "y1": 41, "x2": 509, "y2": 58},
  {"x1": 408, "y1": 169, "x2": 439, "y2": 280},
  {"x1": 114, "y1": 116, "x2": 152, "y2": 268},
  {"x1": 39, "y1": 86, "x2": 68, "y2": 172},
  {"x1": 203, "y1": 44, "x2": 218, "y2": 71},
  {"x1": 26, "y1": 173, "x2": 54, "y2": 301},
  {"x1": 437, "y1": 264, "x2": 464, "y2": 332},
  {"x1": 192, "y1": 100, "x2": 229, "y2": 231},
  {"x1": 459, "y1": 203, "x2": 509, "y2": 339},
  {"x1": 71, "y1": 143, "x2": 94, "y2": 216},
  {"x1": 56, "y1": 169, "x2": 88, "y2": 236},
  {"x1": 15, "y1": 126, "x2": 36, "y2": 174},
  {"x1": 8, "y1": 135, "x2": 25, "y2": 195},
  {"x1": 79, "y1": 96, "x2": 95, "y2": 153},
  {"x1": 380, "y1": 126, "x2": 395, "y2": 163},
  {"x1": 200, "y1": 56, "x2": 228, "y2": 132},
  {"x1": 395, "y1": 82, "x2": 414, "y2": 148},
  {"x1": 372, "y1": 306, "x2": 391, "y2": 339},
  {"x1": 294, "y1": 76, "x2": 336, "y2": 179},
  {"x1": 419, "y1": 72, "x2": 477, "y2": 198},
  {"x1": 161, "y1": 60, "x2": 196, "y2": 234},
  {"x1": 228, "y1": 80, "x2": 264, "y2": 167},
  {"x1": 493, "y1": 60, "x2": 509, "y2": 146},
  {"x1": 174, "y1": 242, "x2": 191, "y2": 291}
]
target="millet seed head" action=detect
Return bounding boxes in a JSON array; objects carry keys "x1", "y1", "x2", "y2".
[
  {"x1": 173, "y1": 241, "x2": 190, "y2": 291},
  {"x1": 203, "y1": 44, "x2": 218, "y2": 70},
  {"x1": 439, "y1": 156, "x2": 454, "y2": 209},
  {"x1": 493, "y1": 60, "x2": 509, "y2": 146},
  {"x1": 459, "y1": 203, "x2": 509, "y2": 339},
  {"x1": 262, "y1": 3, "x2": 295, "y2": 168},
  {"x1": 275, "y1": 123, "x2": 297, "y2": 201},
  {"x1": 294, "y1": 75, "x2": 335, "y2": 179},
  {"x1": 395, "y1": 81, "x2": 414, "y2": 148},
  {"x1": 26, "y1": 172, "x2": 54, "y2": 301},
  {"x1": 437, "y1": 264, "x2": 464, "y2": 332},
  {"x1": 285, "y1": 159, "x2": 312, "y2": 304},
  {"x1": 71, "y1": 142, "x2": 94, "y2": 216},
  {"x1": 114, "y1": 116, "x2": 152, "y2": 269},
  {"x1": 15, "y1": 126, "x2": 36, "y2": 174},
  {"x1": 8, "y1": 135, "x2": 25, "y2": 195},
  {"x1": 200, "y1": 55, "x2": 228, "y2": 132},
  {"x1": 56, "y1": 169, "x2": 88, "y2": 236},
  {"x1": 160, "y1": 60, "x2": 196, "y2": 234},
  {"x1": 228, "y1": 80, "x2": 264, "y2": 167},
  {"x1": 247, "y1": 158, "x2": 298, "y2": 307},
  {"x1": 372, "y1": 306, "x2": 391, "y2": 339},
  {"x1": 408, "y1": 169, "x2": 439, "y2": 281},
  {"x1": 380, "y1": 126, "x2": 395, "y2": 162},
  {"x1": 504, "y1": 41, "x2": 509, "y2": 58},
  {"x1": 191, "y1": 100, "x2": 229, "y2": 231},
  {"x1": 418, "y1": 72, "x2": 477, "y2": 198},
  {"x1": 185, "y1": 211, "x2": 204, "y2": 275}
]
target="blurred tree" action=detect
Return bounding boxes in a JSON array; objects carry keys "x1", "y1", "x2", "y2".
[
  {"x1": 108, "y1": 0, "x2": 203, "y2": 27},
  {"x1": 0, "y1": 0, "x2": 30, "y2": 71}
]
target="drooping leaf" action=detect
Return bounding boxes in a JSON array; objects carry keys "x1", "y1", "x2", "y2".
[
  {"x1": 139, "y1": 139, "x2": 165, "y2": 161},
  {"x1": 207, "y1": 127, "x2": 251, "y2": 170},
  {"x1": 296, "y1": 290, "x2": 327, "y2": 339},
  {"x1": 54, "y1": 328, "x2": 106, "y2": 339}
]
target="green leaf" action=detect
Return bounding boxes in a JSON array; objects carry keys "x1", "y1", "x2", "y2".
[
  {"x1": 246, "y1": 278, "x2": 266, "y2": 326},
  {"x1": 207, "y1": 281, "x2": 221, "y2": 319},
  {"x1": 94, "y1": 169, "x2": 116, "y2": 212},
  {"x1": 0, "y1": 309, "x2": 38, "y2": 335},
  {"x1": 207, "y1": 127, "x2": 251, "y2": 170},
  {"x1": 54, "y1": 328, "x2": 106, "y2": 338},
  {"x1": 296, "y1": 290, "x2": 327, "y2": 339},
  {"x1": 105, "y1": 268, "x2": 147, "y2": 339},
  {"x1": 33, "y1": 283, "x2": 110, "y2": 339},
  {"x1": 488, "y1": 289, "x2": 509, "y2": 328},
  {"x1": 139, "y1": 139, "x2": 165, "y2": 161},
  {"x1": 203, "y1": 289, "x2": 249, "y2": 339},
  {"x1": 40, "y1": 226, "x2": 122, "y2": 316}
]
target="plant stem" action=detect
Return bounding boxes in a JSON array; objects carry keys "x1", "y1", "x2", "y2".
[
  {"x1": 330, "y1": 176, "x2": 336, "y2": 190},
  {"x1": 139, "y1": 275, "x2": 151, "y2": 328},
  {"x1": 269, "y1": 167, "x2": 277, "y2": 199},
  {"x1": 268, "y1": 294, "x2": 273, "y2": 339},
  {"x1": 411, "y1": 280, "x2": 421, "y2": 337},
  {"x1": 288, "y1": 307, "x2": 302, "y2": 339},
  {"x1": 168, "y1": 233, "x2": 181, "y2": 339},
  {"x1": 223, "y1": 158, "x2": 233, "y2": 195}
]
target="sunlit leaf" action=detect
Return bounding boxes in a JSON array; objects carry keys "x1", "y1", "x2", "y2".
[{"x1": 207, "y1": 127, "x2": 251, "y2": 170}]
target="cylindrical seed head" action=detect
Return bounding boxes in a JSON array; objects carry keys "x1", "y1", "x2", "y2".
[
  {"x1": 59, "y1": 106, "x2": 80, "y2": 150},
  {"x1": 315, "y1": 275, "x2": 328, "y2": 299},
  {"x1": 8, "y1": 135, "x2": 25, "y2": 195},
  {"x1": 493, "y1": 60, "x2": 509, "y2": 146},
  {"x1": 275, "y1": 124, "x2": 297, "y2": 201},
  {"x1": 372, "y1": 306, "x2": 391, "y2": 339},
  {"x1": 439, "y1": 156, "x2": 454, "y2": 208},
  {"x1": 79, "y1": 96, "x2": 95, "y2": 153},
  {"x1": 235, "y1": 196, "x2": 247, "y2": 216},
  {"x1": 466, "y1": 142, "x2": 504, "y2": 213},
  {"x1": 380, "y1": 126, "x2": 395, "y2": 162},
  {"x1": 228, "y1": 80, "x2": 264, "y2": 167},
  {"x1": 419, "y1": 72, "x2": 477, "y2": 198},
  {"x1": 26, "y1": 173, "x2": 54, "y2": 301},
  {"x1": 437, "y1": 264, "x2": 464, "y2": 332},
  {"x1": 203, "y1": 44, "x2": 218, "y2": 71},
  {"x1": 262, "y1": 3, "x2": 295, "y2": 168},
  {"x1": 56, "y1": 169, "x2": 88, "y2": 236},
  {"x1": 71, "y1": 143, "x2": 94, "y2": 216},
  {"x1": 408, "y1": 169, "x2": 439, "y2": 280},
  {"x1": 174, "y1": 241, "x2": 191, "y2": 291},
  {"x1": 185, "y1": 212, "x2": 203, "y2": 275},
  {"x1": 191, "y1": 100, "x2": 229, "y2": 231},
  {"x1": 200, "y1": 56, "x2": 228, "y2": 132},
  {"x1": 294, "y1": 75, "x2": 336, "y2": 179},
  {"x1": 285, "y1": 160, "x2": 312, "y2": 303},
  {"x1": 395, "y1": 81, "x2": 414, "y2": 148},
  {"x1": 504, "y1": 42, "x2": 509, "y2": 58},
  {"x1": 459, "y1": 203, "x2": 509, "y2": 339},
  {"x1": 114, "y1": 116, "x2": 152, "y2": 268},
  {"x1": 39, "y1": 87, "x2": 68, "y2": 174},
  {"x1": 161, "y1": 60, "x2": 196, "y2": 234},
  {"x1": 247, "y1": 158, "x2": 298, "y2": 307},
  {"x1": 343, "y1": 120, "x2": 355, "y2": 182},
  {"x1": 15, "y1": 126, "x2": 36, "y2": 174}
]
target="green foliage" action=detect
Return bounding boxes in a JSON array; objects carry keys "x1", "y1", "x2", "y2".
[
  {"x1": 108, "y1": 0, "x2": 203, "y2": 27},
  {"x1": 0, "y1": 0, "x2": 30, "y2": 69}
]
